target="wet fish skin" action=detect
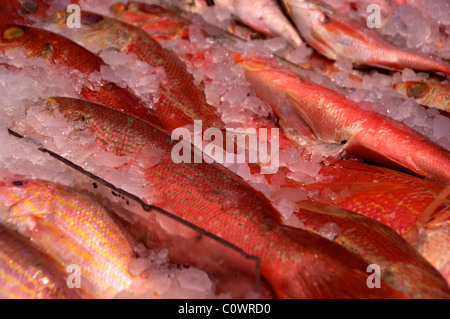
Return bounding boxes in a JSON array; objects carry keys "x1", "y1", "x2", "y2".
[
  {"x1": 0, "y1": 179, "x2": 138, "y2": 299},
  {"x1": 0, "y1": 224, "x2": 80, "y2": 299},
  {"x1": 282, "y1": 0, "x2": 450, "y2": 75},
  {"x1": 394, "y1": 81, "x2": 450, "y2": 113},
  {"x1": 293, "y1": 201, "x2": 450, "y2": 298},
  {"x1": 234, "y1": 53, "x2": 450, "y2": 185},
  {"x1": 0, "y1": 24, "x2": 159, "y2": 125},
  {"x1": 0, "y1": 5, "x2": 33, "y2": 24},
  {"x1": 111, "y1": 2, "x2": 191, "y2": 40},
  {"x1": 197, "y1": 0, "x2": 302, "y2": 46},
  {"x1": 36, "y1": 96, "x2": 406, "y2": 299},
  {"x1": 52, "y1": 10, "x2": 225, "y2": 131}
]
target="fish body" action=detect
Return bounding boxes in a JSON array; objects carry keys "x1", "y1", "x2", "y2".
[
  {"x1": 234, "y1": 53, "x2": 450, "y2": 185},
  {"x1": 0, "y1": 179, "x2": 137, "y2": 299},
  {"x1": 394, "y1": 81, "x2": 450, "y2": 113},
  {"x1": 282, "y1": 0, "x2": 450, "y2": 75},
  {"x1": 0, "y1": 5, "x2": 33, "y2": 24},
  {"x1": 0, "y1": 224, "x2": 79, "y2": 299},
  {"x1": 111, "y1": 2, "x2": 190, "y2": 40},
  {"x1": 30, "y1": 96, "x2": 407, "y2": 299},
  {"x1": 199, "y1": 0, "x2": 302, "y2": 46},
  {"x1": 53, "y1": 11, "x2": 224, "y2": 131},
  {"x1": 0, "y1": 24, "x2": 158, "y2": 125}
]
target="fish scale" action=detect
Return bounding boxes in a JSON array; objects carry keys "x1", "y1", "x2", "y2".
[
  {"x1": 35, "y1": 96, "x2": 408, "y2": 299},
  {"x1": 0, "y1": 179, "x2": 138, "y2": 299},
  {"x1": 0, "y1": 224, "x2": 79, "y2": 299},
  {"x1": 293, "y1": 201, "x2": 450, "y2": 298}
]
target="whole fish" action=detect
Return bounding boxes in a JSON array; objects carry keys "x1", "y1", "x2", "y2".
[
  {"x1": 196, "y1": 0, "x2": 302, "y2": 46},
  {"x1": 26, "y1": 96, "x2": 407, "y2": 299},
  {"x1": 0, "y1": 223, "x2": 79, "y2": 299},
  {"x1": 51, "y1": 10, "x2": 225, "y2": 131},
  {"x1": 0, "y1": 24, "x2": 159, "y2": 125},
  {"x1": 0, "y1": 179, "x2": 138, "y2": 299},
  {"x1": 394, "y1": 81, "x2": 450, "y2": 113},
  {"x1": 234, "y1": 53, "x2": 450, "y2": 185},
  {"x1": 282, "y1": 0, "x2": 450, "y2": 75}
]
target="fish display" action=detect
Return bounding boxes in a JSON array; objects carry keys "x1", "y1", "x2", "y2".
[
  {"x1": 0, "y1": 0, "x2": 449, "y2": 299},
  {"x1": 13, "y1": 96, "x2": 409, "y2": 299}
]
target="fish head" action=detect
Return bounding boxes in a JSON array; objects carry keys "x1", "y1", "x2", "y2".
[
  {"x1": 111, "y1": 1, "x2": 190, "y2": 40},
  {"x1": 282, "y1": 0, "x2": 335, "y2": 33},
  {"x1": 282, "y1": 0, "x2": 338, "y2": 57},
  {"x1": 0, "y1": 180, "x2": 34, "y2": 209},
  {"x1": 45, "y1": 97, "x2": 98, "y2": 127},
  {"x1": 51, "y1": 10, "x2": 131, "y2": 52},
  {"x1": 0, "y1": 179, "x2": 55, "y2": 231}
]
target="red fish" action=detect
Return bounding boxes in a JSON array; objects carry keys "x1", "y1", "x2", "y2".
[
  {"x1": 0, "y1": 223, "x2": 79, "y2": 299},
  {"x1": 234, "y1": 53, "x2": 450, "y2": 185}
]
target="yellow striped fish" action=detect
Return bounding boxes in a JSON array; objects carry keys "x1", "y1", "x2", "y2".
[
  {"x1": 0, "y1": 179, "x2": 138, "y2": 299},
  {"x1": 0, "y1": 224, "x2": 79, "y2": 299}
]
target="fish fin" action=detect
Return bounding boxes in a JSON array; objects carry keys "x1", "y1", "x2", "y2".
[
  {"x1": 346, "y1": 141, "x2": 424, "y2": 178},
  {"x1": 277, "y1": 94, "x2": 318, "y2": 140},
  {"x1": 418, "y1": 185, "x2": 450, "y2": 226},
  {"x1": 296, "y1": 200, "x2": 353, "y2": 218}
]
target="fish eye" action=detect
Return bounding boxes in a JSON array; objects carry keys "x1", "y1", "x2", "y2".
[
  {"x1": 12, "y1": 181, "x2": 24, "y2": 186},
  {"x1": 81, "y1": 13, "x2": 104, "y2": 25},
  {"x1": 138, "y1": 4, "x2": 165, "y2": 14},
  {"x1": 2, "y1": 26, "x2": 26, "y2": 40},
  {"x1": 320, "y1": 13, "x2": 331, "y2": 24},
  {"x1": 406, "y1": 82, "x2": 428, "y2": 98}
]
